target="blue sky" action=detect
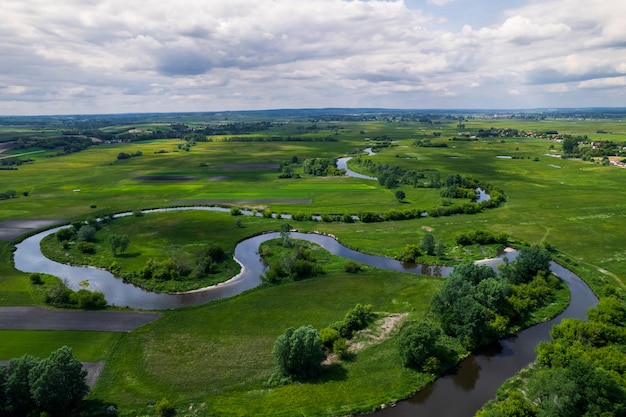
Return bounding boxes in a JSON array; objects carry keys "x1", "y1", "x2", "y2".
[{"x1": 0, "y1": 0, "x2": 624, "y2": 115}]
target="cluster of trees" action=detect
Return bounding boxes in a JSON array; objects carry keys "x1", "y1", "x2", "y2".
[
  {"x1": 398, "y1": 245, "x2": 556, "y2": 375},
  {"x1": 1, "y1": 157, "x2": 33, "y2": 169},
  {"x1": 223, "y1": 136, "x2": 338, "y2": 143},
  {"x1": 44, "y1": 280, "x2": 107, "y2": 310},
  {"x1": 400, "y1": 233, "x2": 446, "y2": 262},
  {"x1": 478, "y1": 297, "x2": 626, "y2": 416},
  {"x1": 116, "y1": 150, "x2": 142, "y2": 161},
  {"x1": 302, "y1": 158, "x2": 345, "y2": 176},
  {"x1": 261, "y1": 233, "x2": 325, "y2": 284},
  {"x1": 123, "y1": 244, "x2": 227, "y2": 284},
  {"x1": 270, "y1": 304, "x2": 375, "y2": 384},
  {"x1": 413, "y1": 139, "x2": 448, "y2": 148},
  {"x1": 0, "y1": 189, "x2": 18, "y2": 199},
  {"x1": 455, "y1": 230, "x2": 509, "y2": 246},
  {"x1": 561, "y1": 136, "x2": 626, "y2": 162},
  {"x1": 0, "y1": 346, "x2": 89, "y2": 417}
]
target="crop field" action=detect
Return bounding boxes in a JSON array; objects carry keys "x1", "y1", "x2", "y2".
[{"x1": 1, "y1": 110, "x2": 625, "y2": 416}]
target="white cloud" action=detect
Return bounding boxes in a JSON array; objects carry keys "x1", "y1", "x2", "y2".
[{"x1": 0, "y1": 0, "x2": 625, "y2": 114}]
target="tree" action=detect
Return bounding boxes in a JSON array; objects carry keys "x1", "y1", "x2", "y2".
[
  {"x1": 29, "y1": 346, "x2": 88, "y2": 416},
  {"x1": 562, "y1": 137, "x2": 579, "y2": 155},
  {"x1": 272, "y1": 326, "x2": 325, "y2": 380},
  {"x1": 421, "y1": 233, "x2": 435, "y2": 256},
  {"x1": 280, "y1": 223, "x2": 293, "y2": 248},
  {"x1": 397, "y1": 321, "x2": 442, "y2": 371},
  {"x1": 502, "y1": 245, "x2": 551, "y2": 284},
  {"x1": 76, "y1": 225, "x2": 96, "y2": 243},
  {"x1": 4, "y1": 355, "x2": 39, "y2": 417},
  {"x1": 395, "y1": 189, "x2": 406, "y2": 202},
  {"x1": 55, "y1": 227, "x2": 75, "y2": 242},
  {"x1": 109, "y1": 234, "x2": 130, "y2": 256}
]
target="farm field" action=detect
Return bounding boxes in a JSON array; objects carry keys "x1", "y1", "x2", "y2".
[{"x1": 1, "y1": 109, "x2": 625, "y2": 416}]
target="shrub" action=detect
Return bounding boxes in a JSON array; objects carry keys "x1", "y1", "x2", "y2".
[
  {"x1": 77, "y1": 241, "x2": 96, "y2": 254},
  {"x1": 76, "y1": 225, "x2": 96, "y2": 242},
  {"x1": 344, "y1": 260, "x2": 362, "y2": 273},
  {"x1": 70, "y1": 289, "x2": 107, "y2": 310},
  {"x1": 319, "y1": 327, "x2": 340, "y2": 352},
  {"x1": 332, "y1": 304, "x2": 375, "y2": 339},
  {"x1": 29, "y1": 273, "x2": 43, "y2": 285},
  {"x1": 333, "y1": 338, "x2": 349, "y2": 359},
  {"x1": 55, "y1": 227, "x2": 75, "y2": 242},
  {"x1": 156, "y1": 398, "x2": 176, "y2": 417}
]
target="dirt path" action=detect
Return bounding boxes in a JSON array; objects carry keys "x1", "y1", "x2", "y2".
[{"x1": 0, "y1": 307, "x2": 162, "y2": 331}]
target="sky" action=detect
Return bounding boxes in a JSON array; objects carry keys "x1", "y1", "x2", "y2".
[{"x1": 1, "y1": 0, "x2": 625, "y2": 115}]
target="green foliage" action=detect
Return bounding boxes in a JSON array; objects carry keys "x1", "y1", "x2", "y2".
[
  {"x1": 331, "y1": 303, "x2": 375, "y2": 339},
  {"x1": 319, "y1": 327, "x2": 340, "y2": 352},
  {"x1": 333, "y1": 338, "x2": 349, "y2": 360},
  {"x1": 70, "y1": 289, "x2": 107, "y2": 310},
  {"x1": 55, "y1": 227, "x2": 75, "y2": 242},
  {"x1": 76, "y1": 241, "x2": 96, "y2": 254},
  {"x1": 501, "y1": 245, "x2": 551, "y2": 285},
  {"x1": 29, "y1": 346, "x2": 89, "y2": 416},
  {"x1": 455, "y1": 230, "x2": 508, "y2": 246},
  {"x1": 303, "y1": 158, "x2": 344, "y2": 176},
  {"x1": 156, "y1": 397, "x2": 176, "y2": 417},
  {"x1": 526, "y1": 360, "x2": 626, "y2": 417},
  {"x1": 343, "y1": 260, "x2": 362, "y2": 273},
  {"x1": 395, "y1": 189, "x2": 406, "y2": 201},
  {"x1": 400, "y1": 244, "x2": 421, "y2": 262},
  {"x1": 1, "y1": 347, "x2": 88, "y2": 417},
  {"x1": 76, "y1": 225, "x2": 96, "y2": 243},
  {"x1": 29, "y1": 273, "x2": 43, "y2": 285},
  {"x1": 476, "y1": 390, "x2": 536, "y2": 417},
  {"x1": 421, "y1": 233, "x2": 435, "y2": 256},
  {"x1": 4, "y1": 355, "x2": 39, "y2": 416},
  {"x1": 45, "y1": 281, "x2": 106, "y2": 310},
  {"x1": 397, "y1": 321, "x2": 444, "y2": 372},
  {"x1": 272, "y1": 326, "x2": 325, "y2": 380},
  {"x1": 108, "y1": 234, "x2": 130, "y2": 256}
]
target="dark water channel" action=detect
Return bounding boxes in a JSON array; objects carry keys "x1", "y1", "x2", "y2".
[{"x1": 13, "y1": 210, "x2": 597, "y2": 416}]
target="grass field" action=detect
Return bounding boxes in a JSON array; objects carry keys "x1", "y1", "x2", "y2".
[{"x1": 1, "y1": 112, "x2": 625, "y2": 415}]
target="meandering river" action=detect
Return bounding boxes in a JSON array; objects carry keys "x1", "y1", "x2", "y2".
[{"x1": 13, "y1": 205, "x2": 597, "y2": 416}]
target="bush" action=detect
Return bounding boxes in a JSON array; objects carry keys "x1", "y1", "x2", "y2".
[
  {"x1": 76, "y1": 225, "x2": 96, "y2": 242},
  {"x1": 77, "y1": 241, "x2": 96, "y2": 254},
  {"x1": 70, "y1": 289, "x2": 107, "y2": 310},
  {"x1": 156, "y1": 397, "x2": 176, "y2": 417},
  {"x1": 55, "y1": 228, "x2": 75, "y2": 242},
  {"x1": 29, "y1": 273, "x2": 43, "y2": 285},
  {"x1": 319, "y1": 327, "x2": 340, "y2": 352},
  {"x1": 344, "y1": 260, "x2": 362, "y2": 273},
  {"x1": 332, "y1": 304, "x2": 375, "y2": 339},
  {"x1": 333, "y1": 338, "x2": 349, "y2": 359}
]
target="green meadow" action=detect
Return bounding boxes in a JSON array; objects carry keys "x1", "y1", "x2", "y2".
[{"x1": 1, "y1": 111, "x2": 625, "y2": 415}]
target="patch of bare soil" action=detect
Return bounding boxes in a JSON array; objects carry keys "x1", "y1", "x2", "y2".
[
  {"x1": 324, "y1": 313, "x2": 409, "y2": 364},
  {"x1": 349, "y1": 313, "x2": 408, "y2": 353},
  {"x1": 421, "y1": 226, "x2": 434, "y2": 232},
  {"x1": 0, "y1": 219, "x2": 65, "y2": 241}
]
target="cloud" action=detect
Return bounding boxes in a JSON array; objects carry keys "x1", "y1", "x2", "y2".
[{"x1": 1, "y1": 0, "x2": 625, "y2": 114}]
